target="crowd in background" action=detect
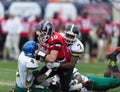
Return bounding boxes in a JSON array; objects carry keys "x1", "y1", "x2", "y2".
[
  {"x1": 0, "y1": 1, "x2": 120, "y2": 63},
  {"x1": 0, "y1": 0, "x2": 111, "y2": 3}
]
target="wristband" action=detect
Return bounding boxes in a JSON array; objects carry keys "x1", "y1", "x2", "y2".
[
  {"x1": 45, "y1": 69, "x2": 52, "y2": 77},
  {"x1": 36, "y1": 51, "x2": 47, "y2": 60}
]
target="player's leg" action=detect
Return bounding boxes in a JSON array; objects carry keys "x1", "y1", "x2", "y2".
[
  {"x1": 86, "y1": 75, "x2": 120, "y2": 91},
  {"x1": 33, "y1": 66, "x2": 49, "y2": 85},
  {"x1": 104, "y1": 64, "x2": 112, "y2": 77},
  {"x1": 59, "y1": 68, "x2": 73, "y2": 92},
  {"x1": 106, "y1": 48, "x2": 120, "y2": 80},
  {"x1": 104, "y1": 47, "x2": 120, "y2": 77}
]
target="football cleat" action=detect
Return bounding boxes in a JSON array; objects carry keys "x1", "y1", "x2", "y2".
[
  {"x1": 106, "y1": 47, "x2": 120, "y2": 67},
  {"x1": 113, "y1": 47, "x2": 120, "y2": 54},
  {"x1": 107, "y1": 47, "x2": 120, "y2": 61}
]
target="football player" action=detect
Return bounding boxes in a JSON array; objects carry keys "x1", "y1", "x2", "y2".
[
  {"x1": 46, "y1": 24, "x2": 84, "y2": 69},
  {"x1": 34, "y1": 20, "x2": 72, "y2": 92},
  {"x1": 44, "y1": 24, "x2": 86, "y2": 91},
  {"x1": 104, "y1": 47, "x2": 120, "y2": 80},
  {"x1": 45, "y1": 24, "x2": 84, "y2": 68},
  {"x1": 14, "y1": 41, "x2": 53, "y2": 92},
  {"x1": 51, "y1": 67, "x2": 120, "y2": 92}
]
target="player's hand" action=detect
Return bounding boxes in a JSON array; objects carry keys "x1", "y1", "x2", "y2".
[{"x1": 69, "y1": 79, "x2": 78, "y2": 86}]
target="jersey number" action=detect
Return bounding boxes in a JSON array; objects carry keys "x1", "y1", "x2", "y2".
[
  {"x1": 77, "y1": 44, "x2": 82, "y2": 49},
  {"x1": 51, "y1": 35, "x2": 58, "y2": 40}
]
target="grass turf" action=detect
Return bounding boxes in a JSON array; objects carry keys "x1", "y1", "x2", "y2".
[{"x1": 0, "y1": 59, "x2": 120, "y2": 92}]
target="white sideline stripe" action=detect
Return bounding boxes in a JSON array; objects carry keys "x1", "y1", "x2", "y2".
[{"x1": 0, "y1": 82, "x2": 15, "y2": 86}]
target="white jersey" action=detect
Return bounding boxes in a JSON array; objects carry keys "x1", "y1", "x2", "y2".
[
  {"x1": 16, "y1": 51, "x2": 39, "y2": 88},
  {"x1": 60, "y1": 32, "x2": 84, "y2": 57},
  {"x1": 70, "y1": 68, "x2": 89, "y2": 91},
  {"x1": 68, "y1": 39, "x2": 84, "y2": 57}
]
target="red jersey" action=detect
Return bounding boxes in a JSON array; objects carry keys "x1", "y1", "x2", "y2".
[
  {"x1": 104, "y1": 22, "x2": 115, "y2": 36},
  {"x1": 45, "y1": 32, "x2": 70, "y2": 63},
  {"x1": 116, "y1": 23, "x2": 120, "y2": 37},
  {"x1": 77, "y1": 16, "x2": 92, "y2": 34},
  {"x1": 0, "y1": 18, "x2": 8, "y2": 35},
  {"x1": 50, "y1": 17, "x2": 63, "y2": 32},
  {"x1": 20, "y1": 19, "x2": 30, "y2": 37}
]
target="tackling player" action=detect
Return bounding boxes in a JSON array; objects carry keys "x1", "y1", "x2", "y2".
[{"x1": 14, "y1": 41, "x2": 53, "y2": 92}]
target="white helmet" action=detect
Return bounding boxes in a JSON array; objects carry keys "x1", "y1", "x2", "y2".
[{"x1": 64, "y1": 24, "x2": 79, "y2": 45}]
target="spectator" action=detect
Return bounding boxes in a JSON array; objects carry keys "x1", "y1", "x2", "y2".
[
  {"x1": 0, "y1": 12, "x2": 9, "y2": 59},
  {"x1": 76, "y1": 11, "x2": 93, "y2": 62},
  {"x1": 116, "y1": 22, "x2": 120, "y2": 47},
  {"x1": 48, "y1": 0, "x2": 59, "y2": 2},
  {"x1": 19, "y1": 17, "x2": 30, "y2": 51},
  {"x1": 96, "y1": 22, "x2": 108, "y2": 62},
  {"x1": 50, "y1": 12, "x2": 63, "y2": 32},
  {"x1": 29, "y1": 15, "x2": 42, "y2": 42},
  {"x1": 63, "y1": 17, "x2": 76, "y2": 30},
  {"x1": 3, "y1": 12, "x2": 22, "y2": 61},
  {"x1": 104, "y1": 17, "x2": 118, "y2": 51}
]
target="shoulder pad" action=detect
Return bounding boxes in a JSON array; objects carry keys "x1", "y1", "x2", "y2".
[
  {"x1": 26, "y1": 58, "x2": 38, "y2": 69},
  {"x1": 71, "y1": 39, "x2": 84, "y2": 57}
]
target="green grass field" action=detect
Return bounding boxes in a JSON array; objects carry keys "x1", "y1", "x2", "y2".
[{"x1": 0, "y1": 59, "x2": 120, "y2": 92}]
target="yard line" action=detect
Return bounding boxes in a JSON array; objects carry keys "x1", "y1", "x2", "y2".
[{"x1": 0, "y1": 81, "x2": 15, "y2": 86}]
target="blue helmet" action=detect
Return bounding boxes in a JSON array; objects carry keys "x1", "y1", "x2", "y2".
[{"x1": 22, "y1": 41, "x2": 38, "y2": 57}]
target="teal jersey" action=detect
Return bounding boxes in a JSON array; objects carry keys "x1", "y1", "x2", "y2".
[{"x1": 86, "y1": 75, "x2": 120, "y2": 91}]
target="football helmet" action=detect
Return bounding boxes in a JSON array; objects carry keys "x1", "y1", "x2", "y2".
[
  {"x1": 22, "y1": 41, "x2": 38, "y2": 57},
  {"x1": 64, "y1": 24, "x2": 79, "y2": 45},
  {"x1": 36, "y1": 20, "x2": 54, "y2": 43}
]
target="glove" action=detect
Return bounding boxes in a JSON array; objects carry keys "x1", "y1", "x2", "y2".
[
  {"x1": 46, "y1": 62, "x2": 60, "y2": 69},
  {"x1": 36, "y1": 51, "x2": 47, "y2": 60},
  {"x1": 69, "y1": 79, "x2": 78, "y2": 86}
]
